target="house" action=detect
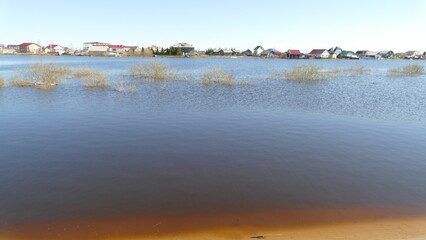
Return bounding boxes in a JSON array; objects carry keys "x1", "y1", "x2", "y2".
[
  {"x1": 309, "y1": 49, "x2": 330, "y2": 58},
  {"x1": 147, "y1": 45, "x2": 162, "y2": 53},
  {"x1": 221, "y1": 49, "x2": 234, "y2": 56},
  {"x1": 405, "y1": 50, "x2": 421, "y2": 59},
  {"x1": 18, "y1": 43, "x2": 41, "y2": 53},
  {"x1": 44, "y1": 44, "x2": 65, "y2": 55},
  {"x1": 253, "y1": 46, "x2": 264, "y2": 56},
  {"x1": 88, "y1": 45, "x2": 109, "y2": 56},
  {"x1": 260, "y1": 48, "x2": 282, "y2": 58},
  {"x1": 328, "y1": 47, "x2": 342, "y2": 58},
  {"x1": 355, "y1": 50, "x2": 368, "y2": 57},
  {"x1": 83, "y1": 42, "x2": 110, "y2": 51},
  {"x1": 171, "y1": 43, "x2": 195, "y2": 56},
  {"x1": 338, "y1": 51, "x2": 359, "y2": 59},
  {"x1": 107, "y1": 45, "x2": 129, "y2": 55},
  {"x1": 379, "y1": 50, "x2": 394, "y2": 59},
  {"x1": 287, "y1": 49, "x2": 302, "y2": 59},
  {"x1": 360, "y1": 51, "x2": 381, "y2": 60},
  {"x1": 232, "y1": 49, "x2": 241, "y2": 56},
  {"x1": 241, "y1": 49, "x2": 253, "y2": 56},
  {"x1": 1, "y1": 45, "x2": 19, "y2": 54}
]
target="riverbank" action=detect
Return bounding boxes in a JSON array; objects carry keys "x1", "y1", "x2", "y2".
[
  {"x1": 1, "y1": 53, "x2": 425, "y2": 60},
  {"x1": 2, "y1": 208, "x2": 426, "y2": 240}
]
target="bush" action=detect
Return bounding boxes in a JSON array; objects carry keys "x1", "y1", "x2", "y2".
[
  {"x1": 387, "y1": 64, "x2": 425, "y2": 76},
  {"x1": 128, "y1": 61, "x2": 178, "y2": 82},
  {"x1": 201, "y1": 66, "x2": 235, "y2": 86}
]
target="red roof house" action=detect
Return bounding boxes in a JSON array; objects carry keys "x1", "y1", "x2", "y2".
[{"x1": 287, "y1": 49, "x2": 302, "y2": 59}]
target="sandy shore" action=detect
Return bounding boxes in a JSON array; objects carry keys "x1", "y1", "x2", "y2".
[{"x1": 2, "y1": 208, "x2": 426, "y2": 240}]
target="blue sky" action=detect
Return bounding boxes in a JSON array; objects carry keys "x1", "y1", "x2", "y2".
[{"x1": 0, "y1": 0, "x2": 425, "y2": 52}]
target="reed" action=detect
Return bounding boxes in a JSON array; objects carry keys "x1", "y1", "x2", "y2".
[
  {"x1": 387, "y1": 64, "x2": 425, "y2": 76},
  {"x1": 0, "y1": 75, "x2": 4, "y2": 87},
  {"x1": 128, "y1": 61, "x2": 178, "y2": 82},
  {"x1": 201, "y1": 66, "x2": 235, "y2": 86}
]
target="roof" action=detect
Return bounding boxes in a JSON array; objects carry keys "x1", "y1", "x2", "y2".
[
  {"x1": 254, "y1": 46, "x2": 263, "y2": 50},
  {"x1": 365, "y1": 51, "x2": 379, "y2": 56},
  {"x1": 107, "y1": 45, "x2": 127, "y2": 48},
  {"x1": 309, "y1": 49, "x2": 327, "y2": 55},
  {"x1": 288, "y1": 49, "x2": 301, "y2": 55},
  {"x1": 406, "y1": 50, "x2": 418, "y2": 54},
  {"x1": 172, "y1": 43, "x2": 194, "y2": 48},
  {"x1": 84, "y1": 42, "x2": 110, "y2": 45},
  {"x1": 45, "y1": 44, "x2": 61, "y2": 49},
  {"x1": 19, "y1": 43, "x2": 40, "y2": 47},
  {"x1": 379, "y1": 50, "x2": 393, "y2": 54},
  {"x1": 339, "y1": 51, "x2": 355, "y2": 55},
  {"x1": 356, "y1": 50, "x2": 368, "y2": 55}
]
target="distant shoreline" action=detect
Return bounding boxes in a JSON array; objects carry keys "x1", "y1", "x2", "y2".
[{"x1": 0, "y1": 53, "x2": 425, "y2": 60}]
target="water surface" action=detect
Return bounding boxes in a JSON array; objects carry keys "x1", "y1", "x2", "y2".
[{"x1": 1, "y1": 55, "x2": 426, "y2": 239}]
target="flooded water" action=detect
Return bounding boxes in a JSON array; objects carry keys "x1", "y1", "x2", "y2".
[{"x1": 1, "y1": 55, "x2": 426, "y2": 239}]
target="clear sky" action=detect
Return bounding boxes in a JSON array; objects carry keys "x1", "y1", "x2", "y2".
[{"x1": 0, "y1": 0, "x2": 425, "y2": 52}]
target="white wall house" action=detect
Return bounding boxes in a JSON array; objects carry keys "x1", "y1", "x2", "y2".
[
  {"x1": 405, "y1": 51, "x2": 421, "y2": 59},
  {"x1": 253, "y1": 46, "x2": 264, "y2": 56},
  {"x1": 88, "y1": 45, "x2": 109, "y2": 55},
  {"x1": 44, "y1": 44, "x2": 65, "y2": 55},
  {"x1": 18, "y1": 43, "x2": 41, "y2": 53},
  {"x1": 309, "y1": 49, "x2": 330, "y2": 58}
]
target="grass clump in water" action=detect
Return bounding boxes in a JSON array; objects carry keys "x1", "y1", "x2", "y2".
[
  {"x1": 201, "y1": 66, "x2": 237, "y2": 86},
  {"x1": 10, "y1": 62, "x2": 70, "y2": 87},
  {"x1": 0, "y1": 75, "x2": 4, "y2": 87},
  {"x1": 387, "y1": 64, "x2": 425, "y2": 76},
  {"x1": 282, "y1": 64, "x2": 327, "y2": 81},
  {"x1": 79, "y1": 69, "x2": 108, "y2": 88},
  {"x1": 73, "y1": 67, "x2": 108, "y2": 88},
  {"x1": 128, "y1": 61, "x2": 178, "y2": 82},
  {"x1": 113, "y1": 80, "x2": 137, "y2": 93}
]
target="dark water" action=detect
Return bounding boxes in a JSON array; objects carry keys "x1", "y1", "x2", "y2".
[{"x1": 1, "y1": 55, "x2": 426, "y2": 238}]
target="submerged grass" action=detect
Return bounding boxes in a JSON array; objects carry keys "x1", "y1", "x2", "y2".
[
  {"x1": 274, "y1": 64, "x2": 371, "y2": 81},
  {"x1": 128, "y1": 61, "x2": 179, "y2": 82},
  {"x1": 113, "y1": 80, "x2": 137, "y2": 93},
  {"x1": 71, "y1": 67, "x2": 109, "y2": 88},
  {"x1": 10, "y1": 62, "x2": 71, "y2": 87},
  {"x1": 387, "y1": 64, "x2": 425, "y2": 76},
  {"x1": 200, "y1": 66, "x2": 253, "y2": 86},
  {"x1": 280, "y1": 64, "x2": 327, "y2": 81},
  {"x1": 0, "y1": 75, "x2": 4, "y2": 87}
]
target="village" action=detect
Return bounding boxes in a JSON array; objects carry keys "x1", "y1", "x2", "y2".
[{"x1": 0, "y1": 42, "x2": 425, "y2": 60}]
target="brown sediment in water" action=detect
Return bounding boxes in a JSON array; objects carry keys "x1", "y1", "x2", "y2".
[{"x1": 1, "y1": 207, "x2": 426, "y2": 240}]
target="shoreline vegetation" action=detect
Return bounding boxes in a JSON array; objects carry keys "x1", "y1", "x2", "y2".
[{"x1": 0, "y1": 62, "x2": 424, "y2": 91}]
